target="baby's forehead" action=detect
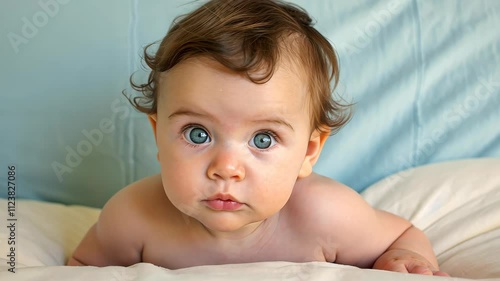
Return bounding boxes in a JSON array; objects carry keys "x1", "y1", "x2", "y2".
[
  {"x1": 160, "y1": 55, "x2": 309, "y2": 90},
  {"x1": 158, "y1": 56, "x2": 310, "y2": 110}
]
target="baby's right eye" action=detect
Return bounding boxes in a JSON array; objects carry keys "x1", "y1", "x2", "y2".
[{"x1": 183, "y1": 126, "x2": 211, "y2": 145}]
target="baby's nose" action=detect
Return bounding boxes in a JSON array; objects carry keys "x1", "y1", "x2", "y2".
[{"x1": 206, "y1": 148, "x2": 245, "y2": 181}]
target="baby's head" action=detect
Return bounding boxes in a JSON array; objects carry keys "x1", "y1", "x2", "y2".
[
  {"x1": 130, "y1": 0, "x2": 351, "y2": 136},
  {"x1": 128, "y1": 0, "x2": 352, "y2": 234}
]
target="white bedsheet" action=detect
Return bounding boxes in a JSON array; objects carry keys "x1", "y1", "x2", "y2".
[{"x1": 1, "y1": 158, "x2": 499, "y2": 280}]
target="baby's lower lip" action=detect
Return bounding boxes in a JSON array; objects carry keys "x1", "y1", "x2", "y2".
[{"x1": 204, "y1": 199, "x2": 243, "y2": 211}]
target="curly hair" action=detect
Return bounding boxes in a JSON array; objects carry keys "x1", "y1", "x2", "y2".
[{"x1": 126, "y1": 0, "x2": 352, "y2": 135}]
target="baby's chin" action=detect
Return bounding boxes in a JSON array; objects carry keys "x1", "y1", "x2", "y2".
[
  {"x1": 200, "y1": 214, "x2": 251, "y2": 231},
  {"x1": 195, "y1": 213, "x2": 267, "y2": 238}
]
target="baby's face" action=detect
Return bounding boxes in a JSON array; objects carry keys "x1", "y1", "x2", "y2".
[{"x1": 153, "y1": 57, "x2": 313, "y2": 237}]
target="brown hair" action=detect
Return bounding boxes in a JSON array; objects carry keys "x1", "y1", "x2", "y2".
[{"x1": 127, "y1": 0, "x2": 352, "y2": 134}]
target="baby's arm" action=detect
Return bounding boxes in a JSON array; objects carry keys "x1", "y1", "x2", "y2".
[
  {"x1": 67, "y1": 186, "x2": 144, "y2": 266},
  {"x1": 372, "y1": 220, "x2": 449, "y2": 276},
  {"x1": 303, "y1": 174, "x2": 447, "y2": 276},
  {"x1": 342, "y1": 194, "x2": 447, "y2": 275}
]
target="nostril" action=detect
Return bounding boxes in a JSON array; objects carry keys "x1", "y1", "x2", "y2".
[
  {"x1": 209, "y1": 171, "x2": 224, "y2": 180},
  {"x1": 207, "y1": 163, "x2": 245, "y2": 181}
]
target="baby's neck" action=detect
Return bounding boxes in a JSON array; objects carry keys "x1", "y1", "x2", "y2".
[{"x1": 200, "y1": 213, "x2": 281, "y2": 249}]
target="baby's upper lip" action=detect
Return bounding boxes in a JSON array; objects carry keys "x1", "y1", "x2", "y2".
[{"x1": 205, "y1": 193, "x2": 241, "y2": 203}]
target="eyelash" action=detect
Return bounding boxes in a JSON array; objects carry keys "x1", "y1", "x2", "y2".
[
  {"x1": 257, "y1": 130, "x2": 280, "y2": 143},
  {"x1": 179, "y1": 125, "x2": 280, "y2": 149}
]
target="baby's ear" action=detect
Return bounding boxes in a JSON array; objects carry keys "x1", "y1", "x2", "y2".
[
  {"x1": 148, "y1": 114, "x2": 160, "y2": 161},
  {"x1": 148, "y1": 113, "x2": 160, "y2": 162},
  {"x1": 298, "y1": 129, "x2": 329, "y2": 178},
  {"x1": 148, "y1": 114, "x2": 158, "y2": 143}
]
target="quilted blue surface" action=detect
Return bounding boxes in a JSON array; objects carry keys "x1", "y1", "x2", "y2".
[{"x1": 1, "y1": 0, "x2": 499, "y2": 208}]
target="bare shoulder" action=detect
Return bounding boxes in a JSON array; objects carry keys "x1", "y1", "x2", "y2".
[
  {"x1": 285, "y1": 172, "x2": 365, "y2": 219},
  {"x1": 106, "y1": 173, "x2": 169, "y2": 216},
  {"x1": 99, "y1": 174, "x2": 174, "y2": 237},
  {"x1": 283, "y1": 173, "x2": 411, "y2": 267},
  {"x1": 69, "y1": 174, "x2": 168, "y2": 266},
  {"x1": 285, "y1": 172, "x2": 388, "y2": 235}
]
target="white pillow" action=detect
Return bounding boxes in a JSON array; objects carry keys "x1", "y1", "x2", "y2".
[
  {"x1": 0, "y1": 199, "x2": 99, "y2": 268},
  {"x1": 362, "y1": 158, "x2": 500, "y2": 279}
]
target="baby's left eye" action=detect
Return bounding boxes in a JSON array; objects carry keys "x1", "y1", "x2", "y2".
[{"x1": 249, "y1": 132, "x2": 276, "y2": 149}]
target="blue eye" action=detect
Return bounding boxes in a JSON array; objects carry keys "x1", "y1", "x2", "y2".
[
  {"x1": 184, "y1": 127, "x2": 211, "y2": 144},
  {"x1": 250, "y1": 132, "x2": 276, "y2": 149}
]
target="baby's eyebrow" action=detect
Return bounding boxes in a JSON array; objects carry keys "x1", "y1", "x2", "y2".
[
  {"x1": 168, "y1": 109, "x2": 294, "y2": 132},
  {"x1": 251, "y1": 118, "x2": 294, "y2": 132},
  {"x1": 168, "y1": 109, "x2": 210, "y2": 120}
]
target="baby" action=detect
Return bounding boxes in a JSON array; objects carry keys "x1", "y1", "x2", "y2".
[{"x1": 68, "y1": 0, "x2": 448, "y2": 276}]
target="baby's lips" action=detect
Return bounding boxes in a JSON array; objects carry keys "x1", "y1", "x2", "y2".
[
  {"x1": 206, "y1": 193, "x2": 242, "y2": 203},
  {"x1": 204, "y1": 198, "x2": 243, "y2": 211}
]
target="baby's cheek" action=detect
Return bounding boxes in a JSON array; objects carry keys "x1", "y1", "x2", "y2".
[
  {"x1": 160, "y1": 166, "x2": 197, "y2": 199},
  {"x1": 260, "y1": 168, "x2": 296, "y2": 200},
  {"x1": 162, "y1": 180, "x2": 201, "y2": 217}
]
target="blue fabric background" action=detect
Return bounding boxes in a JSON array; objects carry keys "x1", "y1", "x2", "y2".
[{"x1": 1, "y1": 0, "x2": 499, "y2": 208}]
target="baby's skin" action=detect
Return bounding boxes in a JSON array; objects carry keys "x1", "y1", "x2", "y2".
[{"x1": 68, "y1": 57, "x2": 448, "y2": 276}]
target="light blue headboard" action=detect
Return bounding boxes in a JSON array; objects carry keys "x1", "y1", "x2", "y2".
[{"x1": 1, "y1": 0, "x2": 499, "y2": 208}]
